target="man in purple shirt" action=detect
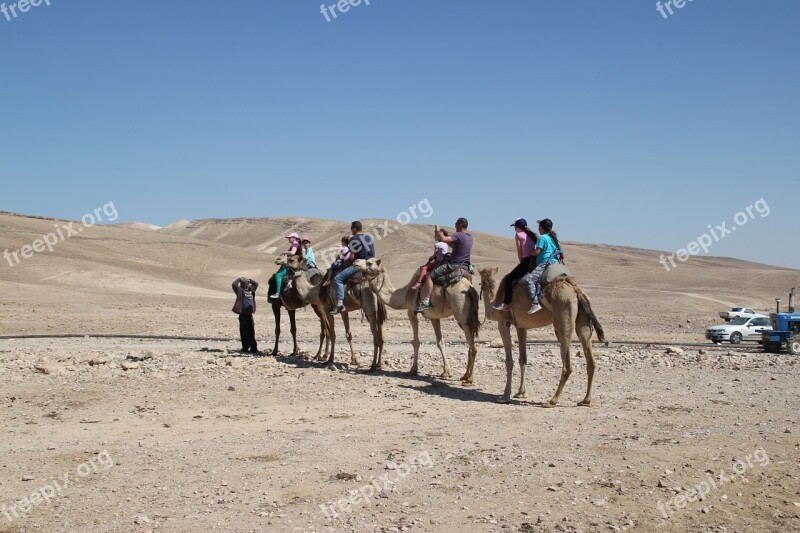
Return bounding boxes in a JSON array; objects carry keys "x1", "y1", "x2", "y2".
[{"x1": 415, "y1": 217, "x2": 473, "y2": 312}]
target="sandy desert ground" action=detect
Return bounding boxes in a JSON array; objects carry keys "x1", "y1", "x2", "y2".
[{"x1": 1, "y1": 212, "x2": 799, "y2": 532}]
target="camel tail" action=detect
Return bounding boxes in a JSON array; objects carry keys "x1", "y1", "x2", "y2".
[
  {"x1": 565, "y1": 278, "x2": 605, "y2": 343},
  {"x1": 466, "y1": 285, "x2": 480, "y2": 340}
]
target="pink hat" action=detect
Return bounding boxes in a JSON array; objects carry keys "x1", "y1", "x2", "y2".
[{"x1": 286, "y1": 232, "x2": 300, "y2": 240}]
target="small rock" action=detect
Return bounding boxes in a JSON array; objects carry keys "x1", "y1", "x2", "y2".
[
  {"x1": 121, "y1": 362, "x2": 139, "y2": 371},
  {"x1": 34, "y1": 364, "x2": 55, "y2": 374},
  {"x1": 22, "y1": 476, "x2": 34, "y2": 481},
  {"x1": 228, "y1": 385, "x2": 236, "y2": 391},
  {"x1": 89, "y1": 356, "x2": 111, "y2": 366},
  {"x1": 133, "y1": 515, "x2": 150, "y2": 524},
  {"x1": 666, "y1": 347, "x2": 684, "y2": 355}
]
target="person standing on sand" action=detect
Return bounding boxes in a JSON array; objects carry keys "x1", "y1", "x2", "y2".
[{"x1": 232, "y1": 277, "x2": 259, "y2": 353}]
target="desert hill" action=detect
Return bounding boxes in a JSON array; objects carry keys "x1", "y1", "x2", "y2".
[{"x1": 1, "y1": 212, "x2": 798, "y2": 340}]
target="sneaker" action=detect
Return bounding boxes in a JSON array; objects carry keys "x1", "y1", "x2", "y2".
[
  {"x1": 411, "y1": 283, "x2": 421, "y2": 290},
  {"x1": 492, "y1": 302, "x2": 511, "y2": 311},
  {"x1": 527, "y1": 303, "x2": 542, "y2": 315},
  {"x1": 322, "y1": 280, "x2": 331, "y2": 287},
  {"x1": 270, "y1": 293, "x2": 280, "y2": 300},
  {"x1": 414, "y1": 300, "x2": 432, "y2": 313},
  {"x1": 329, "y1": 303, "x2": 345, "y2": 315}
]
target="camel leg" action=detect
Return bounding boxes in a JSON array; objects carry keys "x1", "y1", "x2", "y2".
[
  {"x1": 272, "y1": 303, "x2": 281, "y2": 356},
  {"x1": 374, "y1": 321, "x2": 385, "y2": 371},
  {"x1": 546, "y1": 321, "x2": 575, "y2": 408},
  {"x1": 431, "y1": 319, "x2": 452, "y2": 379},
  {"x1": 289, "y1": 309, "x2": 299, "y2": 356},
  {"x1": 367, "y1": 315, "x2": 383, "y2": 372},
  {"x1": 323, "y1": 312, "x2": 336, "y2": 366},
  {"x1": 576, "y1": 311, "x2": 596, "y2": 407},
  {"x1": 514, "y1": 328, "x2": 528, "y2": 398},
  {"x1": 341, "y1": 312, "x2": 358, "y2": 367},
  {"x1": 460, "y1": 323, "x2": 478, "y2": 386},
  {"x1": 407, "y1": 310, "x2": 421, "y2": 376},
  {"x1": 498, "y1": 319, "x2": 515, "y2": 403},
  {"x1": 312, "y1": 306, "x2": 327, "y2": 361}
]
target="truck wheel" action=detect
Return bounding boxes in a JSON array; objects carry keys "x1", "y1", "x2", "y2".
[
  {"x1": 730, "y1": 332, "x2": 743, "y2": 344},
  {"x1": 789, "y1": 336, "x2": 800, "y2": 356}
]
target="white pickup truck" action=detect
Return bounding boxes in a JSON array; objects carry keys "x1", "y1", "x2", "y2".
[{"x1": 718, "y1": 307, "x2": 758, "y2": 322}]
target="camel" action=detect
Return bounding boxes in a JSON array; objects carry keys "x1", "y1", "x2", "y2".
[
  {"x1": 354, "y1": 258, "x2": 480, "y2": 384},
  {"x1": 478, "y1": 266, "x2": 605, "y2": 406},
  {"x1": 269, "y1": 256, "x2": 330, "y2": 359},
  {"x1": 283, "y1": 255, "x2": 386, "y2": 370}
]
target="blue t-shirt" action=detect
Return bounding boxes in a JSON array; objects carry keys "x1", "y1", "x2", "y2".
[
  {"x1": 348, "y1": 233, "x2": 376, "y2": 260},
  {"x1": 304, "y1": 247, "x2": 317, "y2": 269},
  {"x1": 535, "y1": 234, "x2": 558, "y2": 266}
]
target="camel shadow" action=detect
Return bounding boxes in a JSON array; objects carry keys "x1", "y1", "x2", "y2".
[{"x1": 398, "y1": 380, "x2": 506, "y2": 404}]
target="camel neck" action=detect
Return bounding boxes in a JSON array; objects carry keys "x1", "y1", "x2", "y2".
[
  {"x1": 371, "y1": 272, "x2": 407, "y2": 310},
  {"x1": 293, "y1": 271, "x2": 313, "y2": 299},
  {"x1": 481, "y1": 279, "x2": 501, "y2": 321}
]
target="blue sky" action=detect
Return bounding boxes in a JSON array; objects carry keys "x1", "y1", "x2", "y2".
[{"x1": 1, "y1": 0, "x2": 798, "y2": 268}]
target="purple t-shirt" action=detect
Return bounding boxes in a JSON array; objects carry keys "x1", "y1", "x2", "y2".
[
  {"x1": 287, "y1": 242, "x2": 301, "y2": 256},
  {"x1": 449, "y1": 232, "x2": 473, "y2": 264}
]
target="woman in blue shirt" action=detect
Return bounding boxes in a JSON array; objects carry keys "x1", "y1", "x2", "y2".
[{"x1": 527, "y1": 218, "x2": 562, "y2": 315}]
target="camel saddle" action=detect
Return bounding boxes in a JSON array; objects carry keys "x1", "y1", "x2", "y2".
[
  {"x1": 433, "y1": 264, "x2": 474, "y2": 287},
  {"x1": 538, "y1": 262, "x2": 572, "y2": 287}
]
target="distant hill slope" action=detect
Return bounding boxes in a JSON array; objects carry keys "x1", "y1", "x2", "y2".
[{"x1": 1, "y1": 212, "x2": 797, "y2": 338}]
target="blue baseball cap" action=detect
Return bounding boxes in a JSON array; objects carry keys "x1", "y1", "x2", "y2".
[{"x1": 511, "y1": 218, "x2": 527, "y2": 228}]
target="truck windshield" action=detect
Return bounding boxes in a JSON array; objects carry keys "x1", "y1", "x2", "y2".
[{"x1": 729, "y1": 317, "x2": 749, "y2": 325}]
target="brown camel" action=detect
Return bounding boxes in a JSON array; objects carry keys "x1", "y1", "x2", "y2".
[
  {"x1": 270, "y1": 256, "x2": 329, "y2": 359},
  {"x1": 354, "y1": 258, "x2": 480, "y2": 384},
  {"x1": 478, "y1": 266, "x2": 605, "y2": 406},
  {"x1": 283, "y1": 255, "x2": 386, "y2": 370}
]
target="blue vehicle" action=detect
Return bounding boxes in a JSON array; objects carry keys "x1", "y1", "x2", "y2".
[{"x1": 762, "y1": 312, "x2": 800, "y2": 354}]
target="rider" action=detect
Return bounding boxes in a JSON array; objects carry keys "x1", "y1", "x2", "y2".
[
  {"x1": 331, "y1": 221, "x2": 376, "y2": 315},
  {"x1": 526, "y1": 218, "x2": 561, "y2": 315},
  {"x1": 301, "y1": 237, "x2": 317, "y2": 269},
  {"x1": 492, "y1": 218, "x2": 537, "y2": 311},
  {"x1": 322, "y1": 236, "x2": 351, "y2": 287},
  {"x1": 415, "y1": 218, "x2": 473, "y2": 313},
  {"x1": 270, "y1": 232, "x2": 302, "y2": 300},
  {"x1": 412, "y1": 230, "x2": 449, "y2": 290}
]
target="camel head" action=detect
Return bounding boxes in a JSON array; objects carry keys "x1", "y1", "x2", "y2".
[
  {"x1": 275, "y1": 255, "x2": 288, "y2": 267},
  {"x1": 355, "y1": 257, "x2": 385, "y2": 280},
  {"x1": 284, "y1": 255, "x2": 308, "y2": 272},
  {"x1": 478, "y1": 267, "x2": 499, "y2": 298}
]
